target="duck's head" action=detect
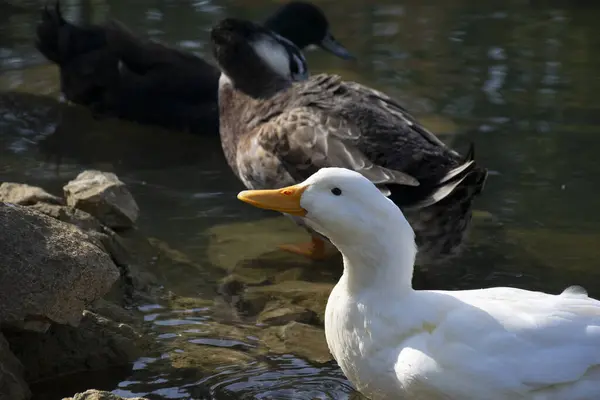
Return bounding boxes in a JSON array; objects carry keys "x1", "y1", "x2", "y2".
[
  {"x1": 211, "y1": 18, "x2": 310, "y2": 96},
  {"x1": 263, "y1": 1, "x2": 354, "y2": 60},
  {"x1": 237, "y1": 168, "x2": 415, "y2": 253}
]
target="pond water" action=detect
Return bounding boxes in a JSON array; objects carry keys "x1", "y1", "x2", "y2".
[{"x1": 2, "y1": 0, "x2": 600, "y2": 399}]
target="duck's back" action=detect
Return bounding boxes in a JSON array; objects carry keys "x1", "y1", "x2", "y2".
[
  {"x1": 104, "y1": 20, "x2": 220, "y2": 100},
  {"x1": 224, "y1": 74, "x2": 456, "y2": 184},
  {"x1": 327, "y1": 285, "x2": 600, "y2": 399},
  {"x1": 413, "y1": 287, "x2": 600, "y2": 399},
  {"x1": 246, "y1": 74, "x2": 462, "y2": 180}
]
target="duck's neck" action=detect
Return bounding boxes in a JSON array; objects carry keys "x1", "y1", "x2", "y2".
[
  {"x1": 217, "y1": 74, "x2": 290, "y2": 171},
  {"x1": 331, "y1": 222, "x2": 416, "y2": 295},
  {"x1": 219, "y1": 70, "x2": 291, "y2": 100}
]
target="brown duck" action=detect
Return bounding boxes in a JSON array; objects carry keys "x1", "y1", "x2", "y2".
[{"x1": 211, "y1": 18, "x2": 488, "y2": 267}]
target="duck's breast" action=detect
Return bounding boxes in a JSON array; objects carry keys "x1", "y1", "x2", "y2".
[
  {"x1": 234, "y1": 132, "x2": 296, "y2": 190},
  {"x1": 325, "y1": 283, "x2": 409, "y2": 399}
]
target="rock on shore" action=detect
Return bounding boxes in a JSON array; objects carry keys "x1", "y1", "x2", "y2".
[{"x1": 0, "y1": 171, "x2": 147, "y2": 400}]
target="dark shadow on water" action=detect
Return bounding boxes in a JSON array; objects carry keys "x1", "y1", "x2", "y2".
[{"x1": 30, "y1": 366, "x2": 133, "y2": 400}]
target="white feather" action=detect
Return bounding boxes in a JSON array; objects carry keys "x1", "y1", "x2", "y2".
[
  {"x1": 218, "y1": 73, "x2": 232, "y2": 88},
  {"x1": 251, "y1": 35, "x2": 291, "y2": 78}
]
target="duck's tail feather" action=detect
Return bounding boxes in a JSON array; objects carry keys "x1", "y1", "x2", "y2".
[
  {"x1": 35, "y1": 1, "x2": 106, "y2": 65},
  {"x1": 390, "y1": 142, "x2": 488, "y2": 266},
  {"x1": 404, "y1": 143, "x2": 486, "y2": 210}
]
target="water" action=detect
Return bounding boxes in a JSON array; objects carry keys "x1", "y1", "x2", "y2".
[{"x1": 2, "y1": 0, "x2": 600, "y2": 398}]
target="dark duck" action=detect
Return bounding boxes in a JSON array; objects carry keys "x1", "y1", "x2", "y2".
[{"x1": 35, "y1": 1, "x2": 354, "y2": 135}]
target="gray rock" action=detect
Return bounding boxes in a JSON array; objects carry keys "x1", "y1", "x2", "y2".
[
  {"x1": 261, "y1": 322, "x2": 332, "y2": 363},
  {"x1": 29, "y1": 202, "x2": 103, "y2": 233},
  {"x1": 0, "y1": 333, "x2": 30, "y2": 400},
  {"x1": 5, "y1": 311, "x2": 146, "y2": 383},
  {"x1": 27, "y1": 203, "x2": 153, "y2": 292},
  {"x1": 63, "y1": 171, "x2": 139, "y2": 230},
  {"x1": 89, "y1": 299, "x2": 136, "y2": 324},
  {"x1": 241, "y1": 281, "x2": 333, "y2": 323},
  {"x1": 0, "y1": 203, "x2": 120, "y2": 330},
  {"x1": 0, "y1": 182, "x2": 63, "y2": 206},
  {"x1": 257, "y1": 302, "x2": 317, "y2": 326},
  {"x1": 62, "y1": 389, "x2": 149, "y2": 400}
]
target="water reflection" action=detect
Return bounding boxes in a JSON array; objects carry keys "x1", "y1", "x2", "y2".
[{"x1": 4, "y1": 0, "x2": 600, "y2": 399}]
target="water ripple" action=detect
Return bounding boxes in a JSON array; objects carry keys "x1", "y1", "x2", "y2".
[{"x1": 194, "y1": 355, "x2": 358, "y2": 400}]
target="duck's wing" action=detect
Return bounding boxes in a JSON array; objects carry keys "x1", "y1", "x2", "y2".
[
  {"x1": 406, "y1": 287, "x2": 600, "y2": 397},
  {"x1": 103, "y1": 19, "x2": 216, "y2": 77},
  {"x1": 250, "y1": 74, "x2": 465, "y2": 185},
  {"x1": 340, "y1": 80, "x2": 453, "y2": 151},
  {"x1": 293, "y1": 74, "x2": 459, "y2": 160},
  {"x1": 242, "y1": 105, "x2": 419, "y2": 193}
]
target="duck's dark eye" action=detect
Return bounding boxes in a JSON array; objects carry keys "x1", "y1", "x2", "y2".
[{"x1": 331, "y1": 187, "x2": 342, "y2": 196}]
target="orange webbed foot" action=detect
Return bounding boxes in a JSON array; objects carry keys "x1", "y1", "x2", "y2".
[{"x1": 278, "y1": 236, "x2": 328, "y2": 260}]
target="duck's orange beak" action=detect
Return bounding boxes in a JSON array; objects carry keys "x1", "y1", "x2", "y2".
[{"x1": 237, "y1": 184, "x2": 309, "y2": 217}]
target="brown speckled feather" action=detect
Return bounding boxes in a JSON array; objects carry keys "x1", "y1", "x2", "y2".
[
  {"x1": 228, "y1": 74, "x2": 461, "y2": 188},
  {"x1": 242, "y1": 107, "x2": 419, "y2": 193}
]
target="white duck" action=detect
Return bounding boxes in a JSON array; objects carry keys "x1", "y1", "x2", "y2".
[{"x1": 237, "y1": 167, "x2": 600, "y2": 400}]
